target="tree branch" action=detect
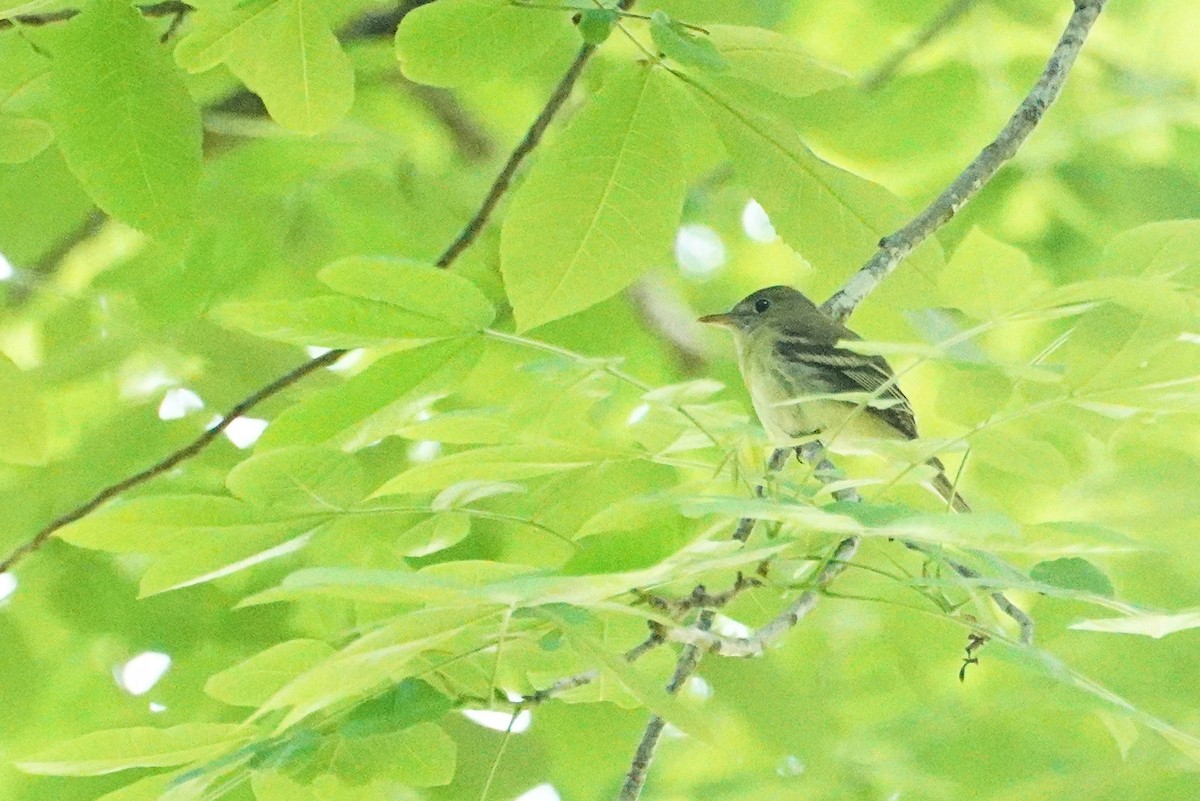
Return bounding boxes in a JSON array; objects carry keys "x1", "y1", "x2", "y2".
[
  {"x1": 435, "y1": 42, "x2": 596, "y2": 267},
  {"x1": 822, "y1": 0, "x2": 1108, "y2": 321},
  {"x1": 0, "y1": 40, "x2": 600, "y2": 575},
  {"x1": 663, "y1": 536, "x2": 861, "y2": 657},
  {"x1": 901, "y1": 540, "x2": 1035, "y2": 644},
  {"x1": 859, "y1": 0, "x2": 979, "y2": 91},
  {"x1": 0, "y1": 348, "x2": 344, "y2": 574}
]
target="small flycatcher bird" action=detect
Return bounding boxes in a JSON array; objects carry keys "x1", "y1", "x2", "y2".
[{"x1": 699, "y1": 285, "x2": 969, "y2": 512}]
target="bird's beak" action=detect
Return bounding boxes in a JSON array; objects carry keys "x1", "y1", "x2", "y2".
[{"x1": 697, "y1": 312, "x2": 735, "y2": 327}]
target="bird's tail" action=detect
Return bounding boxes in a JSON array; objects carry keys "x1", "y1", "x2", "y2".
[{"x1": 927, "y1": 457, "x2": 971, "y2": 513}]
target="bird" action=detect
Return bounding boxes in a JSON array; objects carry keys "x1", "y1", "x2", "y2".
[{"x1": 699, "y1": 285, "x2": 969, "y2": 512}]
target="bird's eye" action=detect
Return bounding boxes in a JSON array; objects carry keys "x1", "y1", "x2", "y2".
[{"x1": 754, "y1": 298, "x2": 771, "y2": 313}]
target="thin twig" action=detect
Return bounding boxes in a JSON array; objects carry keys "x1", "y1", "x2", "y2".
[
  {"x1": 0, "y1": 38, "x2": 601, "y2": 575},
  {"x1": 435, "y1": 42, "x2": 596, "y2": 267},
  {"x1": 902, "y1": 541, "x2": 1035, "y2": 644},
  {"x1": 618, "y1": 610, "x2": 713, "y2": 801},
  {"x1": 616, "y1": 447, "x2": 790, "y2": 801},
  {"x1": 663, "y1": 536, "x2": 861, "y2": 657},
  {"x1": 0, "y1": 348, "x2": 344, "y2": 573},
  {"x1": 860, "y1": 0, "x2": 980, "y2": 91},
  {"x1": 823, "y1": 0, "x2": 1108, "y2": 321}
]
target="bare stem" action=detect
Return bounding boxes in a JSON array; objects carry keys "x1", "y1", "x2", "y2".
[
  {"x1": 860, "y1": 0, "x2": 980, "y2": 91},
  {"x1": 823, "y1": 0, "x2": 1108, "y2": 321}
]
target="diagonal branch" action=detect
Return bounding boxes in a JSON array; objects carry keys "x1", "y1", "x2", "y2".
[
  {"x1": 860, "y1": 0, "x2": 980, "y2": 91},
  {"x1": 0, "y1": 40, "x2": 599, "y2": 575},
  {"x1": 822, "y1": 0, "x2": 1108, "y2": 321}
]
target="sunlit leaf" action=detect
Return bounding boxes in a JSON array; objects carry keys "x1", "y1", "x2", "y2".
[
  {"x1": 206, "y1": 640, "x2": 335, "y2": 707},
  {"x1": 1070, "y1": 609, "x2": 1200, "y2": 639},
  {"x1": 371, "y1": 443, "x2": 635, "y2": 496},
  {"x1": 17, "y1": 724, "x2": 249, "y2": 776},
  {"x1": 176, "y1": 0, "x2": 353, "y2": 134},
  {"x1": 707, "y1": 24, "x2": 848, "y2": 97},
  {"x1": 317, "y1": 256, "x2": 495, "y2": 332},
  {"x1": 226, "y1": 446, "x2": 367, "y2": 515},
  {"x1": 395, "y1": 0, "x2": 572, "y2": 88},
  {"x1": 501, "y1": 63, "x2": 685, "y2": 330},
  {"x1": 50, "y1": 0, "x2": 201, "y2": 235}
]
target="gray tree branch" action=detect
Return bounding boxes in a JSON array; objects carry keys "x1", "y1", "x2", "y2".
[{"x1": 822, "y1": 0, "x2": 1108, "y2": 321}]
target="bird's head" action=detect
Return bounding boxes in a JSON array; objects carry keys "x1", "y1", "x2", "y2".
[{"x1": 698, "y1": 285, "x2": 820, "y2": 335}]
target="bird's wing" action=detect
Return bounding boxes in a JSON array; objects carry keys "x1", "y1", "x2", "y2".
[{"x1": 773, "y1": 333, "x2": 919, "y2": 440}]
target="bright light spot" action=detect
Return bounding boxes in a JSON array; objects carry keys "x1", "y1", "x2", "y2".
[
  {"x1": 157, "y1": 388, "x2": 204, "y2": 421},
  {"x1": 742, "y1": 199, "x2": 777, "y2": 243},
  {"x1": 306, "y1": 346, "x2": 332, "y2": 358},
  {"x1": 328, "y1": 348, "x2": 364, "y2": 373},
  {"x1": 408, "y1": 440, "x2": 441, "y2": 463},
  {"x1": 1178, "y1": 331, "x2": 1200, "y2": 344},
  {"x1": 626, "y1": 403, "x2": 650, "y2": 426},
  {"x1": 149, "y1": 702, "x2": 167, "y2": 713},
  {"x1": 0, "y1": 252, "x2": 14, "y2": 280},
  {"x1": 0, "y1": 573, "x2": 16, "y2": 603},
  {"x1": 776, "y1": 755, "x2": 804, "y2": 777},
  {"x1": 686, "y1": 676, "x2": 713, "y2": 700},
  {"x1": 116, "y1": 652, "x2": 171, "y2": 696},
  {"x1": 462, "y1": 708, "x2": 531, "y2": 733},
  {"x1": 674, "y1": 224, "x2": 726, "y2": 281},
  {"x1": 513, "y1": 784, "x2": 562, "y2": 801},
  {"x1": 223, "y1": 417, "x2": 268, "y2": 449}
]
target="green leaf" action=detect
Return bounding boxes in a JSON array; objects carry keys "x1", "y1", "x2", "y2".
[
  {"x1": 501, "y1": 64, "x2": 686, "y2": 330},
  {"x1": 649, "y1": 11, "x2": 727, "y2": 72},
  {"x1": 317, "y1": 256, "x2": 495, "y2": 332},
  {"x1": 0, "y1": 354, "x2": 48, "y2": 464},
  {"x1": 939, "y1": 228, "x2": 1045, "y2": 319},
  {"x1": 49, "y1": 0, "x2": 201, "y2": 236},
  {"x1": 206, "y1": 640, "x2": 336, "y2": 707},
  {"x1": 0, "y1": 115, "x2": 52, "y2": 163},
  {"x1": 138, "y1": 519, "x2": 317, "y2": 596},
  {"x1": 706, "y1": 24, "x2": 848, "y2": 98},
  {"x1": 689, "y1": 75, "x2": 942, "y2": 282},
  {"x1": 341, "y1": 679, "x2": 454, "y2": 738},
  {"x1": 212, "y1": 295, "x2": 477, "y2": 349},
  {"x1": 257, "y1": 338, "x2": 484, "y2": 449},
  {"x1": 371, "y1": 443, "x2": 633, "y2": 496},
  {"x1": 175, "y1": 0, "x2": 354, "y2": 134},
  {"x1": 320, "y1": 510, "x2": 472, "y2": 558},
  {"x1": 56, "y1": 495, "x2": 264, "y2": 554},
  {"x1": 576, "y1": 8, "x2": 617, "y2": 45},
  {"x1": 328, "y1": 722, "x2": 456, "y2": 786},
  {"x1": 1029, "y1": 557, "x2": 1115, "y2": 598},
  {"x1": 1071, "y1": 609, "x2": 1200, "y2": 639},
  {"x1": 250, "y1": 608, "x2": 489, "y2": 730},
  {"x1": 17, "y1": 724, "x2": 249, "y2": 776},
  {"x1": 226, "y1": 446, "x2": 367, "y2": 514},
  {"x1": 395, "y1": 0, "x2": 571, "y2": 88}
]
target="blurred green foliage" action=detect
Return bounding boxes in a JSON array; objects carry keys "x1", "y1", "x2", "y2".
[{"x1": 2, "y1": 1, "x2": 1200, "y2": 800}]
